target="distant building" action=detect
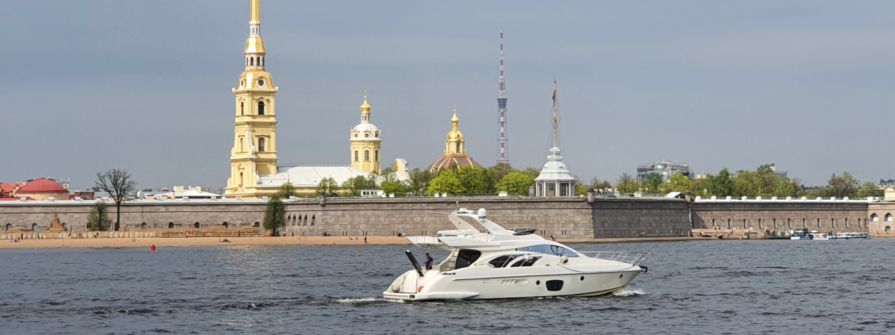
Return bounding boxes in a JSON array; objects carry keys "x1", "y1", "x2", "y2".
[
  {"x1": 637, "y1": 161, "x2": 690, "y2": 183},
  {"x1": 879, "y1": 179, "x2": 895, "y2": 189},
  {"x1": 428, "y1": 109, "x2": 481, "y2": 173},
  {"x1": 0, "y1": 178, "x2": 71, "y2": 201},
  {"x1": 534, "y1": 81, "x2": 576, "y2": 197}
]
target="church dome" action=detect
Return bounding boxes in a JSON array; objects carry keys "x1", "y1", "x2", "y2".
[
  {"x1": 446, "y1": 112, "x2": 464, "y2": 142},
  {"x1": 18, "y1": 178, "x2": 68, "y2": 194}
]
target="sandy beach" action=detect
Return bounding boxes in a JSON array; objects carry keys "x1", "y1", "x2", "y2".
[{"x1": 0, "y1": 235, "x2": 699, "y2": 249}]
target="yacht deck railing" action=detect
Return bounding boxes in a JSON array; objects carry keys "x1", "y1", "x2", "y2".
[{"x1": 583, "y1": 251, "x2": 649, "y2": 266}]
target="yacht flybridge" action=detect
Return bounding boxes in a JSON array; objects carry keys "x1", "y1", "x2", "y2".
[{"x1": 383, "y1": 208, "x2": 647, "y2": 301}]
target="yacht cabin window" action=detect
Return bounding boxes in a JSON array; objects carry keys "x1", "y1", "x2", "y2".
[
  {"x1": 517, "y1": 244, "x2": 579, "y2": 258},
  {"x1": 510, "y1": 256, "x2": 541, "y2": 267},
  {"x1": 488, "y1": 254, "x2": 522, "y2": 268},
  {"x1": 455, "y1": 249, "x2": 482, "y2": 270}
]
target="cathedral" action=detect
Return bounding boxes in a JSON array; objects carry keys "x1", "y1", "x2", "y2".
[
  {"x1": 224, "y1": 0, "x2": 388, "y2": 199},
  {"x1": 428, "y1": 108, "x2": 481, "y2": 173}
]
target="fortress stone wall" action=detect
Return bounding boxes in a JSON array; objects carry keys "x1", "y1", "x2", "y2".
[{"x1": 1, "y1": 197, "x2": 890, "y2": 239}]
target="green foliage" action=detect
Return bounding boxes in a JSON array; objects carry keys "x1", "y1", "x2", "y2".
[
  {"x1": 520, "y1": 167, "x2": 541, "y2": 180},
  {"x1": 263, "y1": 197, "x2": 286, "y2": 235},
  {"x1": 380, "y1": 180, "x2": 407, "y2": 196},
  {"x1": 643, "y1": 173, "x2": 664, "y2": 194},
  {"x1": 316, "y1": 177, "x2": 337, "y2": 195},
  {"x1": 489, "y1": 163, "x2": 514, "y2": 188},
  {"x1": 380, "y1": 167, "x2": 397, "y2": 183},
  {"x1": 856, "y1": 182, "x2": 883, "y2": 198},
  {"x1": 575, "y1": 183, "x2": 589, "y2": 196},
  {"x1": 704, "y1": 169, "x2": 735, "y2": 197},
  {"x1": 428, "y1": 169, "x2": 466, "y2": 196},
  {"x1": 616, "y1": 173, "x2": 638, "y2": 194},
  {"x1": 456, "y1": 167, "x2": 494, "y2": 195},
  {"x1": 495, "y1": 171, "x2": 534, "y2": 196},
  {"x1": 407, "y1": 168, "x2": 434, "y2": 196},
  {"x1": 276, "y1": 182, "x2": 295, "y2": 198},
  {"x1": 589, "y1": 178, "x2": 612, "y2": 191},
  {"x1": 86, "y1": 202, "x2": 111, "y2": 232},
  {"x1": 660, "y1": 173, "x2": 691, "y2": 194},
  {"x1": 342, "y1": 175, "x2": 377, "y2": 197},
  {"x1": 822, "y1": 172, "x2": 859, "y2": 198}
]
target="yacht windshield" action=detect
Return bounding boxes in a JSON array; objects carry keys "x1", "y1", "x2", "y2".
[
  {"x1": 517, "y1": 244, "x2": 579, "y2": 257},
  {"x1": 455, "y1": 249, "x2": 482, "y2": 270}
]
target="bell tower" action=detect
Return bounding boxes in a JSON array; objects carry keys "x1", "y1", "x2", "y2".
[
  {"x1": 225, "y1": 0, "x2": 279, "y2": 198},
  {"x1": 349, "y1": 96, "x2": 382, "y2": 174}
]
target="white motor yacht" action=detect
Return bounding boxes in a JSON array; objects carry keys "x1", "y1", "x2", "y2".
[{"x1": 383, "y1": 208, "x2": 647, "y2": 301}]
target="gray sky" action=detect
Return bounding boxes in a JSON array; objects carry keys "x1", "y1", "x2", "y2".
[{"x1": 2, "y1": 0, "x2": 894, "y2": 190}]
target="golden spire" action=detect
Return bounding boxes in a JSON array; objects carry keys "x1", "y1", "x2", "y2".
[
  {"x1": 244, "y1": 0, "x2": 265, "y2": 55},
  {"x1": 446, "y1": 107, "x2": 464, "y2": 149},
  {"x1": 250, "y1": 0, "x2": 261, "y2": 25}
]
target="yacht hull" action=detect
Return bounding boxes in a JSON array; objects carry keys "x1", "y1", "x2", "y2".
[{"x1": 384, "y1": 268, "x2": 642, "y2": 302}]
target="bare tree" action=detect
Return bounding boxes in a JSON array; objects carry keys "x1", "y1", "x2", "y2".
[{"x1": 95, "y1": 169, "x2": 137, "y2": 231}]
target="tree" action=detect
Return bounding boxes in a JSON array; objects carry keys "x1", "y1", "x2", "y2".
[
  {"x1": 95, "y1": 169, "x2": 136, "y2": 231},
  {"x1": 262, "y1": 197, "x2": 286, "y2": 236},
  {"x1": 488, "y1": 163, "x2": 514, "y2": 188},
  {"x1": 643, "y1": 173, "x2": 664, "y2": 194},
  {"x1": 316, "y1": 177, "x2": 337, "y2": 196},
  {"x1": 589, "y1": 178, "x2": 612, "y2": 192},
  {"x1": 705, "y1": 169, "x2": 735, "y2": 197},
  {"x1": 456, "y1": 167, "x2": 494, "y2": 195},
  {"x1": 521, "y1": 167, "x2": 541, "y2": 180},
  {"x1": 277, "y1": 182, "x2": 295, "y2": 199},
  {"x1": 616, "y1": 173, "x2": 638, "y2": 194},
  {"x1": 343, "y1": 175, "x2": 376, "y2": 196},
  {"x1": 496, "y1": 171, "x2": 534, "y2": 196},
  {"x1": 380, "y1": 180, "x2": 407, "y2": 196},
  {"x1": 660, "y1": 173, "x2": 691, "y2": 194},
  {"x1": 380, "y1": 167, "x2": 397, "y2": 183},
  {"x1": 407, "y1": 168, "x2": 434, "y2": 196},
  {"x1": 575, "y1": 183, "x2": 589, "y2": 196},
  {"x1": 824, "y1": 172, "x2": 859, "y2": 198},
  {"x1": 86, "y1": 202, "x2": 111, "y2": 231},
  {"x1": 428, "y1": 169, "x2": 465, "y2": 195},
  {"x1": 856, "y1": 182, "x2": 883, "y2": 198}
]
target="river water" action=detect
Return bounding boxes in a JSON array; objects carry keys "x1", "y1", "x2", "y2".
[{"x1": 1, "y1": 239, "x2": 893, "y2": 334}]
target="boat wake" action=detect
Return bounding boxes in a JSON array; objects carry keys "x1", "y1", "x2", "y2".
[
  {"x1": 613, "y1": 288, "x2": 645, "y2": 297},
  {"x1": 336, "y1": 297, "x2": 383, "y2": 305}
]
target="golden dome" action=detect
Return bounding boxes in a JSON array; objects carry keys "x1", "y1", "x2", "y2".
[{"x1": 360, "y1": 96, "x2": 372, "y2": 113}]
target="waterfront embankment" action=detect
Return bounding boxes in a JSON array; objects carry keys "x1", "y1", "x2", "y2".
[{"x1": 0, "y1": 236, "x2": 704, "y2": 249}]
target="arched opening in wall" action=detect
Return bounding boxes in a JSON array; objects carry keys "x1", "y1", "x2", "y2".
[
  {"x1": 364, "y1": 150, "x2": 370, "y2": 162},
  {"x1": 375, "y1": 150, "x2": 379, "y2": 162},
  {"x1": 787, "y1": 218, "x2": 791, "y2": 229},
  {"x1": 885, "y1": 226, "x2": 892, "y2": 233},
  {"x1": 303, "y1": 215, "x2": 308, "y2": 226},
  {"x1": 223, "y1": 222, "x2": 229, "y2": 228},
  {"x1": 241, "y1": 102, "x2": 245, "y2": 115},
  {"x1": 711, "y1": 218, "x2": 716, "y2": 228},
  {"x1": 757, "y1": 219, "x2": 762, "y2": 229},
  {"x1": 886, "y1": 213, "x2": 894, "y2": 222},
  {"x1": 726, "y1": 219, "x2": 731, "y2": 229},
  {"x1": 816, "y1": 218, "x2": 821, "y2": 229},
  {"x1": 31, "y1": 223, "x2": 38, "y2": 232},
  {"x1": 254, "y1": 222, "x2": 260, "y2": 228},
  {"x1": 772, "y1": 218, "x2": 777, "y2": 229},
  {"x1": 455, "y1": 142, "x2": 461, "y2": 153},
  {"x1": 831, "y1": 218, "x2": 836, "y2": 229},
  {"x1": 141, "y1": 222, "x2": 147, "y2": 229},
  {"x1": 258, "y1": 137, "x2": 266, "y2": 152},
  {"x1": 250, "y1": 57, "x2": 255, "y2": 66},
  {"x1": 871, "y1": 213, "x2": 879, "y2": 222},
  {"x1": 4, "y1": 223, "x2": 11, "y2": 231},
  {"x1": 194, "y1": 222, "x2": 200, "y2": 229},
  {"x1": 311, "y1": 215, "x2": 316, "y2": 226},
  {"x1": 844, "y1": 218, "x2": 849, "y2": 228},
  {"x1": 258, "y1": 101, "x2": 265, "y2": 115},
  {"x1": 802, "y1": 218, "x2": 807, "y2": 228},
  {"x1": 354, "y1": 150, "x2": 359, "y2": 162},
  {"x1": 168, "y1": 222, "x2": 174, "y2": 229},
  {"x1": 743, "y1": 219, "x2": 747, "y2": 229}
]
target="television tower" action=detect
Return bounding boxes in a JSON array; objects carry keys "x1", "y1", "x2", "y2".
[{"x1": 497, "y1": 31, "x2": 509, "y2": 165}]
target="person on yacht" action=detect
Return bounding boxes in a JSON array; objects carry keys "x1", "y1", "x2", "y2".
[{"x1": 425, "y1": 253, "x2": 434, "y2": 270}]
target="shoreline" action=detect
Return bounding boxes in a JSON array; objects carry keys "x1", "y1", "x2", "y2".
[{"x1": 0, "y1": 236, "x2": 710, "y2": 250}]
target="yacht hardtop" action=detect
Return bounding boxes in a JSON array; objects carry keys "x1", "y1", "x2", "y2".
[{"x1": 384, "y1": 208, "x2": 647, "y2": 301}]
